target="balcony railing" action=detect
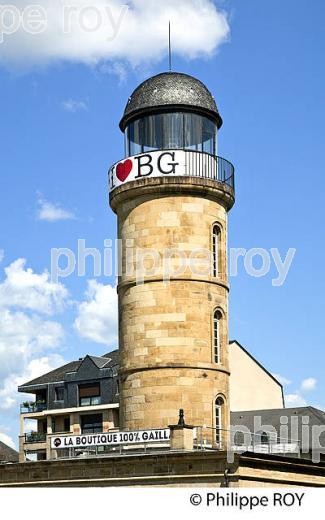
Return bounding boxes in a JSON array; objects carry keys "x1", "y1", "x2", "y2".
[
  {"x1": 20, "y1": 402, "x2": 47, "y2": 414},
  {"x1": 79, "y1": 396, "x2": 101, "y2": 407},
  {"x1": 109, "y1": 150, "x2": 235, "y2": 193},
  {"x1": 184, "y1": 151, "x2": 235, "y2": 190},
  {"x1": 24, "y1": 432, "x2": 46, "y2": 443},
  {"x1": 194, "y1": 427, "x2": 301, "y2": 456}
]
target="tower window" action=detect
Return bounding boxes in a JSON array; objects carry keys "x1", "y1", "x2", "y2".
[
  {"x1": 215, "y1": 396, "x2": 224, "y2": 446},
  {"x1": 213, "y1": 310, "x2": 222, "y2": 364},
  {"x1": 212, "y1": 224, "x2": 221, "y2": 277}
]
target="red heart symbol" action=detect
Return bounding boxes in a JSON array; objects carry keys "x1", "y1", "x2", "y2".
[{"x1": 116, "y1": 159, "x2": 133, "y2": 182}]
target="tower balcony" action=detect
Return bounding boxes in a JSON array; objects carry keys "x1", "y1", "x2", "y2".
[{"x1": 109, "y1": 150, "x2": 235, "y2": 210}]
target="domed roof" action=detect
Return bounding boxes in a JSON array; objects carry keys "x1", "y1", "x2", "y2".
[{"x1": 119, "y1": 72, "x2": 222, "y2": 131}]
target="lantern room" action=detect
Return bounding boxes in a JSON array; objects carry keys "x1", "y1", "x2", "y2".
[{"x1": 119, "y1": 72, "x2": 223, "y2": 158}]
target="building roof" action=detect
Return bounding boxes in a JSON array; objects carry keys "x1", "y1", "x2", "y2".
[
  {"x1": 18, "y1": 349, "x2": 119, "y2": 389},
  {"x1": 102, "y1": 349, "x2": 119, "y2": 366},
  {"x1": 119, "y1": 72, "x2": 223, "y2": 131},
  {"x1": 19, "y1": 360, "x2": 82, "y2": 387},
  {"x1": 0, "y1": 441, "x2": 19, "y2": 463},
  {"x1": 231, "y1": 406, "x2": 325, "y2": 449},
  {"x1": 231, "y1": 406, "x2": 325, "y2": 425},
  {"x1": 88, "y1": 355, "x2": 112, "y2": 369}
]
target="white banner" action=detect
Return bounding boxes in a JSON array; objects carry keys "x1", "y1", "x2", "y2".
[
  {"x1": 108, "y1": 149, "x2": 222, "y2": 192},
  {"x1": 109, "y1": 150, "x2": 187, "y2": 192},
  {"x1": 50, "y1": 428, "x2": 170, "y2": 449}
]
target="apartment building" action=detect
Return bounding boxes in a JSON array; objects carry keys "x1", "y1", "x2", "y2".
[{"x1": 18, "y1": 350, "x2": 119, "y2": 462}]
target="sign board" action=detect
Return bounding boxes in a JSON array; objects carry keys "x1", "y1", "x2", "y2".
[
  {"x1": 108, "y1": 150, "x2": 219, "y2": 193},
  {"x1": 51, "y1": 428, "x2": 170, "y2": 449}
]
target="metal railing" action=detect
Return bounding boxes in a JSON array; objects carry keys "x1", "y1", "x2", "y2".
[
  {"x1": 20, "y1": 403, "x2": 47, "y2": 414},
  {"x1": 55, "y1": 442, "x2": 170, "y2": 460},
  {"x1": 79, "y1": 397, "x2": 102, "y2": 407},
  {"x1": 194, "y1": 426, "x2": 301, "y2": 456},
  {"x1": 21, "y1": 425, "x2": 302, "y2": 458},
  {"x1": 184, "y1": 151, "x2": 235, "y2": 190},
  {"x1": 24, "y1": 432, "x2": 46, "y2": 443}
]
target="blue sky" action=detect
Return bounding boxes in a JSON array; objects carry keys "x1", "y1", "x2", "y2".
[{"x1": 0, "y1": 0, "x2": 324, "y2": 448}]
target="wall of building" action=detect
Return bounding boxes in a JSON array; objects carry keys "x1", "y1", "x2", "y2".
[
  {"x1": 229, "y1": 341, "x2": 284, "y2": 412},
  {"x1": 19, "y1": 405, "x2": 119, "y2": 462},
  {"x1": 2, "y1": 451, "x2": 325, "y2": 487}
]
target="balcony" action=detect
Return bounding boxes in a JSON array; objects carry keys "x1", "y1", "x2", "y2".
[
  {"x1": 20, "y1": 401, "x2": 47, "y2": 414},
  {"x1": 24, "y1": 432, "x2": 46, "y2": 443},
  {"x1": 109, "y1": 150, "x2": 235, "y2": 195}
]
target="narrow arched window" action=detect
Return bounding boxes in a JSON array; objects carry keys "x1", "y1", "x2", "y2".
[
  {"x1": 215, "y1": 396, "x2": 224, "y2": 446},
  {"x1": 212, "y1": 224, "x2": 221, "y2": 277},
  {"x1": 213, "y1": 310, "x2": 222, "y2": 364}
]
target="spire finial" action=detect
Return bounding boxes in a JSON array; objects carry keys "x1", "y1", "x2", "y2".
[
  {"x1": 168, "y1": 21, "x2": 172, "y2": 72},
  {"x1": 178, "y1": 409, "x2": 185, "y2": 426}
]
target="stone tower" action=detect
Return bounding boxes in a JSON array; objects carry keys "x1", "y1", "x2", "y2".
[{"x1": 109, "y1": 72, "x2": 235, "y2": 446}]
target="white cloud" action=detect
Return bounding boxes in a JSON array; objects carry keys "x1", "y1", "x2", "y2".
[
  {"x1": 99, "y1": 61, "x2": 127, "y2": 84},
  {"x1": 0, "y1": 258, "x2": 68, "y2": 415},
  {"x1": 301, "y1": 377, "x2": 317, "y2": 392},
  {"x1": 0, "y1": 1, "x2": 229, "y2": 69},
  {"x1": 285, "y1": 394, "x2": 307, "y2": 408},
  {"x1": 74, "y1": 280, "x2": 117, "y2": 345},
  {"x1": 0, "y1": 258, "x2": 68, "y2": 315},
  {"x1": 284, "y1": 376, "x2": 318, "y2": 408},
  {"x1": 62, "y1": 99, "x2": 88, "y2": 112},
  {"x1": 0, "y1": 432, "x2": 16, "y2": 450},
  {"x1": 37, "y1": 195, "x2": 76, "y2": 222},
  {"x1": 0, "y1": 308, "x2": 64, "y2": 382},
  {"x1": 0, "y1": 249, "x2": 4, "y2": 264},
  {"x1": 0, "y1": 353, "x2": 65, "y2": 412},
  {"x1": 24, "y1": 354, "x2": 66, "y2": 382},
  {"x1": 24, "y1": 419, "x2": 38, "y2": 433},
  {"x1": 272, "y1": 373, "x2": 292, "y2": 386}
]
